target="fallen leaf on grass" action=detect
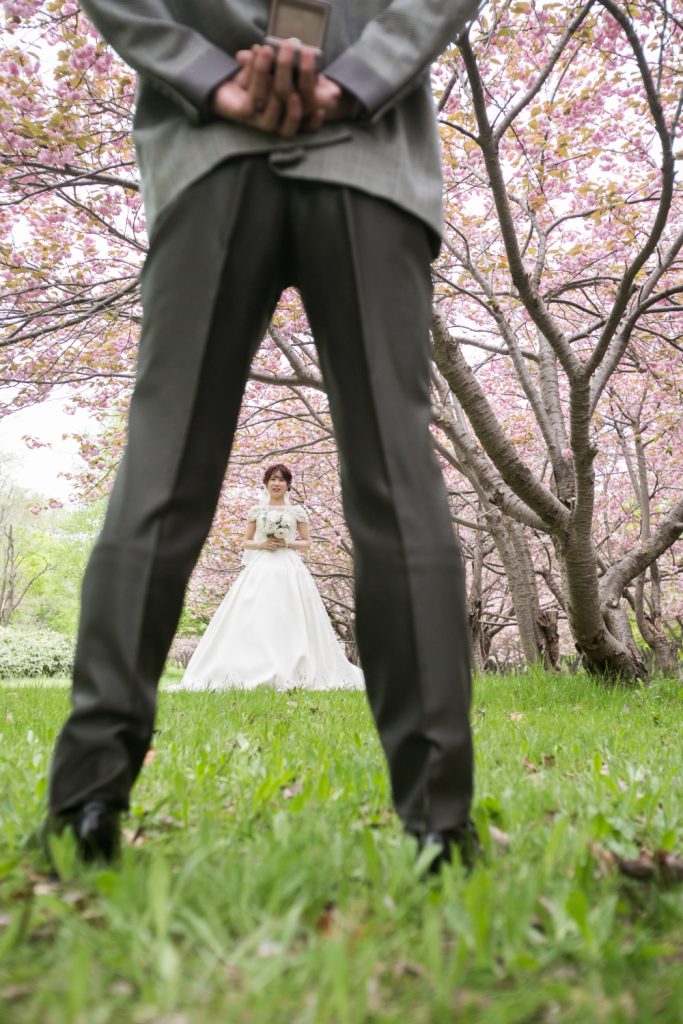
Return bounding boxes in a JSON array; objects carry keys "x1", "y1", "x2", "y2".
[
  {"x1": 109, "y1": 980, "x2": 136, "y2": 998},
  {"x1": 523, "y1": 754, "x2": 555, "y2": 774},
  {"x1": 28, "y1": 923, "x2": 59, "y2": 943},
  {"x1": 1, "y1": 984, "x2": 32, "y2": 1002},
  {"x1": 157, "y1": 815, "x2": 183, "y2": 830},
  {"x1": 453, "y1": 990, "x2": 495, "y2": 1011},
  {"x1": 80, "y1": 907, "x2": 108, "y2": 925},
  {"x1": 315, "y1": 902, "x2": 339, "y2": 935},
  {"x1": 590, "y1": 842, "x2": 617, "y2": 878},
  {"x1": 257, "y1": 940, "x2": 283, "y2": 958},
  {"x1": 60, "y1": 889, "x2": 89, "y2": 909},
  {"x1": 281, "y1": 780, "x2": 303, "y2": 799},
  {"x1": 618, "y1": 855, "x2": 656, "y2": 880},
  {"x1": 33, "y1": 881, "x2": 62, "y2": 897},
  {"x1": 222, "y1": 964, "x2": 243, "y2": 988},
  {"x1": 365, "y1": 974, "x2": 382, "y2": 1013},
  {"x1": 356, "y1": 806, "x2": 394, "y2": 828},
  {"x1": 145, "y1": 1015, "x2": 190, "y2": 1024},
  {"x1": 122, "y1": 826, "x2": 147, "y2": 847},
  {"x1": 392, "y1": 958, "x2": 425, "y2": 979},
  {"x1": 619, "y1": 850, "x2": 683, "y2": 884},
  {"x1": 488, "y1": 825, "x2": 511, "y2": 849},
  {"x1": 24, "y1": 867, "x2": 55, "y2": 887},
  {"x1": 638, "y1": 849, "x2": 681, "y2": 879}
]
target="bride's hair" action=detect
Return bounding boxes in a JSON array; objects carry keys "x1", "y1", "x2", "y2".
[{"x1": 263, "y1": 463, "x2": 293, "y2": 490}]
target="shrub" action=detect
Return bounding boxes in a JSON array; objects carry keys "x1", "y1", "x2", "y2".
[{"x1": 0, "y1": 626, "x2": 75, "y2": 678}]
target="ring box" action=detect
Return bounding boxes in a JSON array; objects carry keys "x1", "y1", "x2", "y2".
[{"x1": 265, "y1": 0, "x2": 331, "y2": 67}]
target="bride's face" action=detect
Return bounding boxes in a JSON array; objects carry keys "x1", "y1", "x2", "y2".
[{"x1": 267, "y1": 470, "x2": 288, "y2": 499}]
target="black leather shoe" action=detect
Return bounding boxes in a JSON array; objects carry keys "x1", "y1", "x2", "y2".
[
  {"x1": 45, "y1": 800, "x2": 121, "y2": 864},
  {"x1": 414, "y1": 820, "x2": 482, "y2": 874}
]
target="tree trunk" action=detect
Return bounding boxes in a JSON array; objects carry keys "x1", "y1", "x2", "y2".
[
  {"x1": 489, "y1": 512, "x2": 550, "y2": 667},
  {"x1": 556, "y1": 528, "x2": 647, "y2": 682},
  {"x1": 467, "y1": 526, "x2": 489, "y2": 673},
  {"x1": 634, "y1": 569, "x2": 675, "y2": 675},
  {"x1": 537, "y1": 609, "x2": 560, "y2": 670}
]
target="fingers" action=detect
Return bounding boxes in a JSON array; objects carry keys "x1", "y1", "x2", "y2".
[
  {"x1": 224, "y1": 41, "x2": 319, "y2": 137},
  {"x1": 277, "y1": 90, "x2": 303, "y2": 138},
  {"x1": 254, "y1": 88, "x2": 285, "y2": 133},
  {"x1": 251, "y1": 85, "x2": 303, "y2": 138},
  {"x1": 249, "y1": 44, "x2": 275, "y2": 113},
  {"x1": 273, "y1": 39, "x2": 297, "y2": 101},
  {"x1": 297, "y1": 46, "x2": 317, "y2": 115},
  {"x1": 234, "y1": 50, "x2": 251, "y2": 86},
  {"x1": 301, "y1": 106, "x2": 325, "y2": 133}
]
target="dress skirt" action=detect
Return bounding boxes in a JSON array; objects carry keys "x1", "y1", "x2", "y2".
[{"x1": 177, "y1": 547, "x2": 363, "y2": 690}]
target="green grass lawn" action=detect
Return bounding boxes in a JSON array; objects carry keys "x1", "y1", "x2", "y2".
[{"x1": 1, "y1": 670, "x2": 682, "y2": 1023}]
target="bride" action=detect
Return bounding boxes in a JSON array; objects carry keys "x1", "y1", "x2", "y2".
[{"x1": 178, "y1": 464, "x2": 364, "y2": 690}]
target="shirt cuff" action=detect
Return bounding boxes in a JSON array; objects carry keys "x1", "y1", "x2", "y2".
[
  {"x1": 324, "y1": 53, "x2": 391, "y2": 119},
  {"x1": 180, "y1": 48, "x2": 241, "y2": 122}
]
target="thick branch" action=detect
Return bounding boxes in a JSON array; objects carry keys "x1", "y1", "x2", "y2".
[
  {"x1": 434, "y1": 427, "x2": 548, "y2": 532},
  {"x1": 600, "y1": 497, "x2": 683, "y2": 602},
  {"x1": 432, "y1": 310, "x2": 569, "y2": 531}
]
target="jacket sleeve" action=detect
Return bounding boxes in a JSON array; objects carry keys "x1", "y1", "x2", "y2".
[
  {"x1": 78, "y1": 0, "x2": 239, "y2": 124},
  {"x1": 325, "y1": 0, "x2": 483, "y2": 122}
]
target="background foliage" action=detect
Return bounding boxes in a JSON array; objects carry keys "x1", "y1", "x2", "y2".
[{"x1": 0, "y1": 0, "x2": 681, "y2": 679}]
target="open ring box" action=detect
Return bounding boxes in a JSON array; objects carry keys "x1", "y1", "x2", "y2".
[{"x1": 265, "y1": 0, "x2": 331, "y2": 70}]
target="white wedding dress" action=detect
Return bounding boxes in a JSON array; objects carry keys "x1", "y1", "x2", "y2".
[{"x1": 177, "y1": 503, "x2": 364, "y2": 690}]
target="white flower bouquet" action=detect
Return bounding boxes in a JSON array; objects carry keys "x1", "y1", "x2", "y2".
[{"x1": 263, "y1": 511, "x2": 289, "y2": 540}]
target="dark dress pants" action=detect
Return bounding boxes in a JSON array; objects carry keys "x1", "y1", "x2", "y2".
[{"x1": 49, "y1": 156, "x2": 473, "y2": 833}]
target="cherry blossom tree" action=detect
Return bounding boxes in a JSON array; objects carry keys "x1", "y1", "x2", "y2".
[
  {"x1": 1, "y1": 0, "x2": 682, "y2": 679},
  {"x1": 430, "y1": 0, "x2": 683, "y2": 679}
]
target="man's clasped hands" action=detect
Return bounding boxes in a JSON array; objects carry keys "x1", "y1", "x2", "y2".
[{"x1": 211, "y1": 39, "x2": 355, "y2": 137}]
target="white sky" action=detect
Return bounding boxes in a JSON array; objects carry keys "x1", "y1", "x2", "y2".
[{"x1": 0, "y1": 397, "x2": 92, "y2": 502}]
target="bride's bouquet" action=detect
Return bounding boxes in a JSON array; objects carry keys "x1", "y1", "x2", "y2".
[{"x1": 264, "y1": 511, "x2": 288, "y2": 540}]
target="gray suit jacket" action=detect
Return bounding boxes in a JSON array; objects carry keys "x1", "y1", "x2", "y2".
[{"x1": 79, "y1": 0, "x2": 480, "y2": 246}]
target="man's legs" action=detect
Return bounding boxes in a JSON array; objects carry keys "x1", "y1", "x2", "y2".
[
  {"x1": 49, "y1": 158, "x2": 289, "y2": 815},
  {"x1": 292, "y1": 183, "x2": 473, "y2": 833}
]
